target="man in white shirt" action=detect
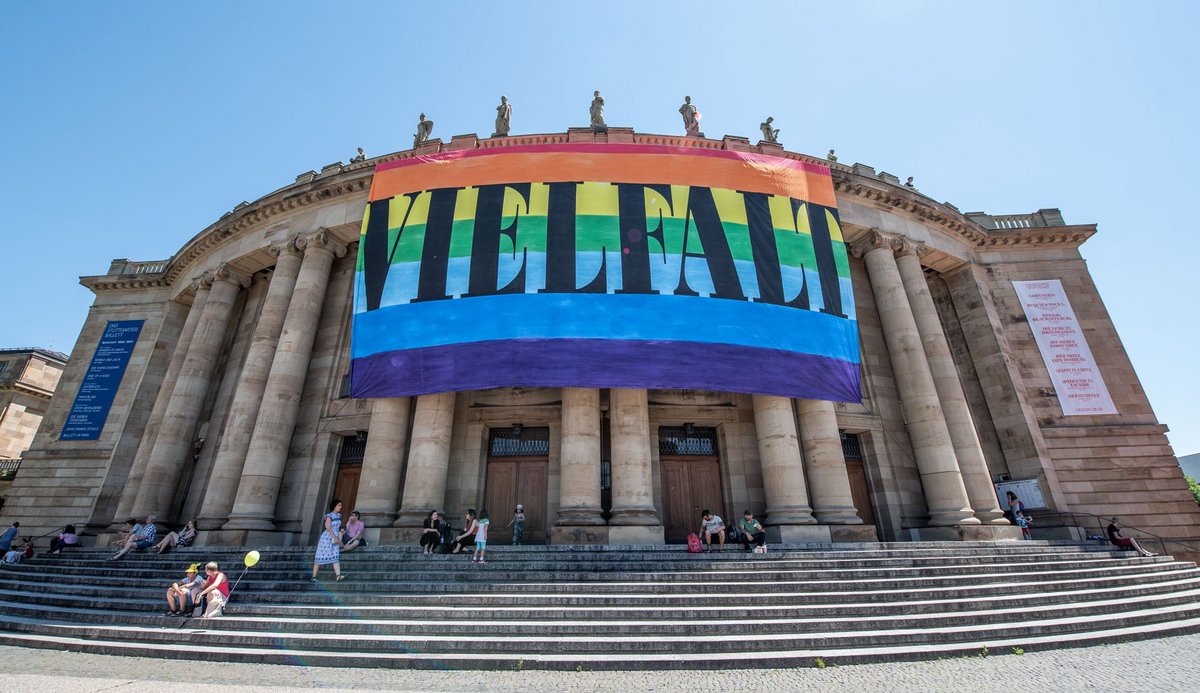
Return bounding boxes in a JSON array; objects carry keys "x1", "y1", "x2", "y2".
[{"x1": 699, "y1": 509, "x2": 726, "y2": 551}]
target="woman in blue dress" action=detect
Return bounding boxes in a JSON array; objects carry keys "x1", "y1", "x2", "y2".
[{"x1": 311, "y1": 499, "x2": 345, "y2": 582}]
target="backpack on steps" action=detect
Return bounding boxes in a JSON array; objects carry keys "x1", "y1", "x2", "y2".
[{"x1": 686, "y1": 533, "x2": 703, "y2": 553}]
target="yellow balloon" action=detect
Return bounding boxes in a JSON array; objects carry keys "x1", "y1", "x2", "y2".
[{"x1": 244, "y1": 550, "x2": 261, "y2": 568}]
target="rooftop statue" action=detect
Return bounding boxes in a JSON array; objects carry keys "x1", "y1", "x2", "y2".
[
  {"x1": 827, "y1": 149, "x2": 838, "y2": 162},
  {"x1": 679, "y1": 96, "x2": 702, "y2": 137},
  {"x1": 413, "y1": 113, "x2": 434, "y2": 147},
  {"x1": 350, "y1": 147, "x2": 366, "y2": 163},
  {"x1": 760, "y1": 116, "x2": 779, "y2": 143},
  {"x1": 495, "y1": 96, "x2": 512, "y2": 136},
  {"x1": 590, "y1": 90, "x2": 606, "y2": 129}
]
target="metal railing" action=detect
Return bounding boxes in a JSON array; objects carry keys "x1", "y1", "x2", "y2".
[
  {"x1": 0, "y1": 458, "x2": 20, "y2": 480},
  {"x1": 1036, "y1": 509, "x2": 1200, "y2": 556}
]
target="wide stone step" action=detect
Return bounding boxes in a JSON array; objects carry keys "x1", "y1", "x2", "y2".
[
  {"x1": 4, "y1": 586, "x2": 1194, "y2": 637},
  {"x1": 6, "y1": 553, "x2": 1185, "y2": 587},
  {"x1": 1, "y1": 561, "x2": 1192, "y2": 609},
  {"x1": 3, "y1": 600, "x2": 1200, "y2": 656},
  {"x1": 3, "y1": 614, "x2": 1198, "y2": 670}
]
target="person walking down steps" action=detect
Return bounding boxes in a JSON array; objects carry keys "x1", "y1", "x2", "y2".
[{"x1": 311, "y1": 499, "x2": 345, "y2": 582}]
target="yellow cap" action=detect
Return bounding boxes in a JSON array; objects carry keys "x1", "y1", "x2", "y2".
[{"x1": 185, "y1": 563, "x2": 200, "y2": 573}]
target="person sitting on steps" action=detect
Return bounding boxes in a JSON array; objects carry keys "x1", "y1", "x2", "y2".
[
  {"x1": 164, "y1": 563, "x2": 204, "y2": 616},
  {"x1": 1107, "y1": 517, "x2": 1157, "y2": 557},
  {"x1": 341, "y1": 511, "x2": 366, "y2": 552},
  {"x1": 50, "y1": 524, "x2": 79, "y2": 554},
  {"x1": 110, "y1": 514, "x2": 158, "y2": 560},
  {"x1": 153, "y1": 519, "x2": 196, "y2": 554},
  {"x1": 699, "y1": 509, "x2": 726, "y2": 552},
  {"x1": 738, "y1": 510, "x2": 767, "y2": 552},
  {"x1": 420, "y1": 509, "x2": 441, "y2": 555},
  {"x1": 451, "y1": 509, "x2": 478, "y2": 554}
]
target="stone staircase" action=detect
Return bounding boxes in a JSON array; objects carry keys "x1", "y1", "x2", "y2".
[{"x1": 0, "y1": 542, "x2": 1198, "y2": 670}]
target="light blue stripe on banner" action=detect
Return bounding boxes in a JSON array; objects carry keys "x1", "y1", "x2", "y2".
[{"x1": 351, "y1": 293, "x2": 860, "y2": 363}]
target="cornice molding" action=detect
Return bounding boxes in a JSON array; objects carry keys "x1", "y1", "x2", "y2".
[{"x1": 83, "y1": 131, "x2": 1094, "y2": 295}]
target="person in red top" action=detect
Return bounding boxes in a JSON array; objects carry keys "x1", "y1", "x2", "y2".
[{"x1": 198, "y1": 561, "x2": 230, "y2": 618}]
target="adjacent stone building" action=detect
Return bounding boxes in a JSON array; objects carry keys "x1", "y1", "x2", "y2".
[
  {"x1": 0, "y1": 348, "x2": 67, "y2": 510},
  {"x1": 4, "y1": 129, "x2": 1197, "y2": 551}
]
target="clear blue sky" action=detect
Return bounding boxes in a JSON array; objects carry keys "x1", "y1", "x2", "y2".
[{"x1": 2, "y1": 2, "x2": 1197, "y2": 454}]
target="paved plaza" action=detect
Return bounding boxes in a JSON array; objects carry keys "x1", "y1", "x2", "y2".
[{"x1": 0, "y1": 633, "x2": 1195, "y2": 692}]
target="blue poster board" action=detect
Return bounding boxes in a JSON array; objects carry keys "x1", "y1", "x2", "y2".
[{"x1": 60, "y1": 320, "x2": 144, "y2": 441}]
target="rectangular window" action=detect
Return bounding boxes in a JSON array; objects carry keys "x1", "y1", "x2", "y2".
[{"x1": 488, "y1": 426, "x2": 550, "y2": 457}]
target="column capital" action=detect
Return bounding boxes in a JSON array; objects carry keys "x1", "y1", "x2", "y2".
[
  {"x1": 202, "y1": 263, "x2": 253, "y2": 289},
  {"x1": 297, "y1": 228, "x2": 348, "y2": 258},
  {"x1": 893, "y1": 238, "x2": 929, "y2": 259},
  {"x1": 268, "y1": 235, "x2": 305, "y2": 260},
  {"x1": 848, "y1": 228, "x2": 902, "y2": 258}
]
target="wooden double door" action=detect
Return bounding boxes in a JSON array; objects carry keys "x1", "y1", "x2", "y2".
[
  {"x1": 483, "y1": 457, "x2": 548, "y2": 544},
  {"x1": 660, "y1": 456, "x2": 723, "y2": 543}
]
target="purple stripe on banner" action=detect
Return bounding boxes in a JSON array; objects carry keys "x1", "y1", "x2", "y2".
[{"x1": 350, "y1": 339, "x2": 862, "y2": 403}]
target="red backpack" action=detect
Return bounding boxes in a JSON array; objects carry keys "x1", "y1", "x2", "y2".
[{"x1": 686, "y1": 533, "x2": 703, "y2": 553}]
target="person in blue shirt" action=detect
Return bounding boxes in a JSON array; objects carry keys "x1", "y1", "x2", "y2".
[
  {"x1": 164, "y1": 563, "x2": 205, "y2": 616},
  {"x1": 0, "y1": 522, "x2": 19, "y2": 552},
  {"x1": 110, "y1": 514, "x2": 158, "y2": 560}
]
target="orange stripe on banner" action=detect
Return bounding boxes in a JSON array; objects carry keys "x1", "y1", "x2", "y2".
[{"x1": 370, "y1": 152, "x2": 836, "y2": 207}]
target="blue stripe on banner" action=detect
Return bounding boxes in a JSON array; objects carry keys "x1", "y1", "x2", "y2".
[{"x1": 351, "y1": 293, "x2": 859, "y2": 364}]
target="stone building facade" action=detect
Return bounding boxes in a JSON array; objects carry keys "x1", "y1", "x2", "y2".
[
  {"x1": 4, "y1": 129, "x2": 1197, "y2": 549},
  {"x1": 0, "y1": 348, "x2": 67, "y2": 509}
]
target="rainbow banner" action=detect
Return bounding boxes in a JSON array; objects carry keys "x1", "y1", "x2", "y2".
[{"x1": 351, "y1": 143, "x2": 860, "y2": 401}]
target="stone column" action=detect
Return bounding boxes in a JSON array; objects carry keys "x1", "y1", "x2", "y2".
[
  {"x1": 853, "y1": 230, "x2": 976, "y2": 526},
  {"x1": 195, "y1": 239, "x2": 304, "y2": 529},
  {"x1": 895, "y1": 245, "x2": 1007, "y2": 524},
  {"x1": 607, "y1": 388, "x2": 663, "y2": 543},
  {"x1": 752, "y1": 395, "x2": 817, "y2": 540},
  {"x1": 113, "y1": 282, "x2": 210, "y2": 523},
  {"x1": 795, "y1": 398, "x2": 863, "y2": 525},
  {"x1": 132, "y1": 265, "x2": 249, "y2": 519},
  {"x1": 393, "y1": 392, "x2": 457, "y2": 527},
  {"x1": 355, "y1": 397, "x2": 413, "y2": 528},
  {"x1": 554, "y1": 387, "x2": 606, "y2": 541},
  {"x1": 223, "y1": 231, "x2": 346, "y2": 531}
]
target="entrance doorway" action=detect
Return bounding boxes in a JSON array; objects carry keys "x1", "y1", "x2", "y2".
[
  {"x1": 841, "y1": 432, "x2": 876, "y2": 526},
  {"x1": 332, "y1": 433, "x2": 366, "y2": 512},
  {"x1": 484, "y1": 426, "x2": 549, "y2": 544},
  {"x1": 658, "y1": 426, "x2": 723, "y2": 543}
]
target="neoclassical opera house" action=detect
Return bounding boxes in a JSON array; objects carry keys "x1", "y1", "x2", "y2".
[{"x1": 7, "y1": 123, "x2": 1199, "y2": 550}]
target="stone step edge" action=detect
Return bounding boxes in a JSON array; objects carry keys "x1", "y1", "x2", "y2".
[
  {"x1": 4, "y1": 558, "x2": 1187, "y2": 588},
  {"x1": 10, "y1": 573, "x2": 1200, "y2": 615},
  {"x1": 4, "y1": 586, "x2": 1196, "y2": 630},
  {"x1": 3, "y1": 567, "x2": 1194, "y2": 606},
  {"x1": 6, "y1": 600, "x2": 1199, "y2": 645},
  {"x1": 1, "y1": 615, "x2": 1198, "y2": 670}
]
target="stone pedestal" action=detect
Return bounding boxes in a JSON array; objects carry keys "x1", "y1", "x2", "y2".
[
  {"x1": 766, "y1": 524, "x2": 832, "y2": 544},
  {"x1": 608, "y1": 525, "x2": 666, "y2": 545},
  {"x1": 911, "y1": 524, "x2": 1023, "y2": 542},
  {"x1": 551, "y1": 526, "x2": 609, "y2": 545},
  {"x1": 829, "y1": 525, "x2": 880, "y2": 542}
]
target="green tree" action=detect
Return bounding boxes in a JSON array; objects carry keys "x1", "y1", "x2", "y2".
[{"x1": 1187, "y1": 475, "x2": 1200, "y2": 507}]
